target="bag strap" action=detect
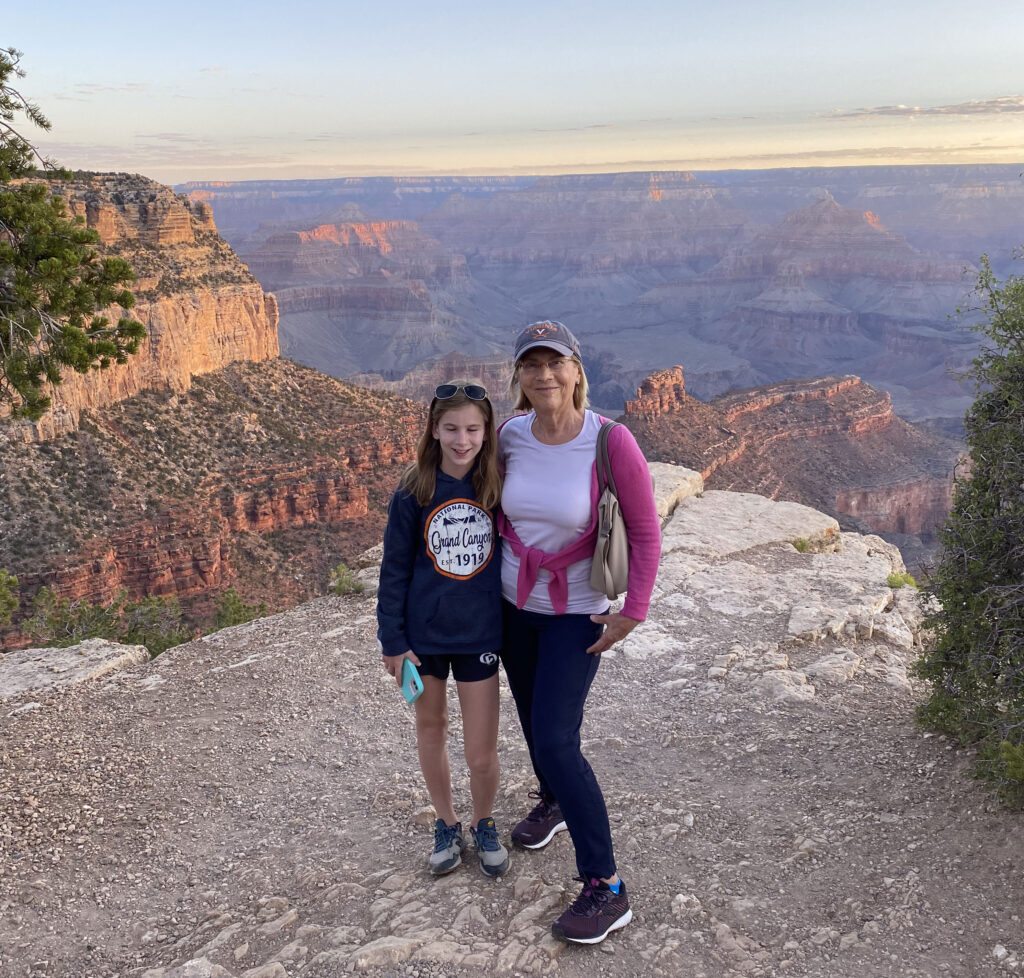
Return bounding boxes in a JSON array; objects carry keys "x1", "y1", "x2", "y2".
[{"x1": 595, "y1": 421, "x2": 620, "y2": 496}]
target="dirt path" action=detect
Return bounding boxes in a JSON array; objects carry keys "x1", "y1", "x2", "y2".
[
  {"x1": 1, "y1": 586, "x2": 1020, "y2": 978},
  {"x1": 3, "y1": 478, "x2": 1022, "y2": 978}
]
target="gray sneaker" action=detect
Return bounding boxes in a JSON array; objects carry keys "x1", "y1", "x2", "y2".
[
  {"x1": 429, "y1": 819, "x2": 464, "y2": 875},
  {"x1": 470, "y1": 816, "x2": 510, "y2": 877}
]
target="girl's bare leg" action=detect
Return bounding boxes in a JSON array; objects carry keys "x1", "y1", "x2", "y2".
[
  {"x1": 456, "y1": 673, "x2": 500, "y2": 825},
  {"x1": 414, "y1": 676, "x2": 456, "y2": 825}
]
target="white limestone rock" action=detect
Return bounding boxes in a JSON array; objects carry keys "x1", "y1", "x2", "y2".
[
  {"x1": 350, "y1": 934, "x2": 422, "y2": 967},
  {"x1": 804, "y1": 650, "x2": 863, "y2": 683},
  {"x1": 753, "y1": 669, "x2": 816, "y2": 703},
  {"x1": 0, "y1": 638, "x2": 149, "y2": 700},
  {"x1": 661, "y1": 490, "x2": 840, "y2": 559},
  {"x1": 649, "y1": 461, "x2": 703, "y2": 518},
  {"x1": 141, "y1": 958, "x2": 236, "y2": 978}
]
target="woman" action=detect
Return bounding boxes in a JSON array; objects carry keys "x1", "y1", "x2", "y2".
[{"x1": 498, "y1": 320, "x2": 660, "y2": 945}]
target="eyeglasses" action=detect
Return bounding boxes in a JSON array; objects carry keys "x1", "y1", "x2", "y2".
[
  {"x1": 517, "y1": 357, "x2": 574, "y2": 374},
  {"x1": 434, "y1": 384, "x2": 488, "y2": 400}
]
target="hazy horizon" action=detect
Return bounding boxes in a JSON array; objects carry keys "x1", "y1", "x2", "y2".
[{"x1": 6, "y1": 0, "x2": 1024, "y2": 184}]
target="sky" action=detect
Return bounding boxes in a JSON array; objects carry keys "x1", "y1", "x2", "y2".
[{"x1": 5, "y1": 0, "x2": 1024, "y2": 185}]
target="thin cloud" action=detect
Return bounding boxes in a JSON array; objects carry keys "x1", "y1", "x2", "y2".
[
  {"x1": 532, "y1": 123, "x2": 617, "y2": 134},
  {"x1": 200, "y1": 66, "x2": 226, "y2": 73},
  {"x1": 832, "y1": 95, "x2": 1024, "y2": 120},
  {"x1": 73, "y1": 82, "x2": 148, "y2": 95},
  {"x1": 136, "y1": 132, "x2": 210, "y2": 145}
]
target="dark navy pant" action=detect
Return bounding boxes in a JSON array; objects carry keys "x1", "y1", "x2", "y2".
[{"x1": 500, "y1": 600, "x2": 616, "y2": 880}]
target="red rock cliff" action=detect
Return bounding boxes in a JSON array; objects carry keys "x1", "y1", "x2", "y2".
[
  {"x1": 0, "y1": 360, "x2": 421, "y2": 646},
  {"x1": 8, "y1": 173, "x2": 280, "y2": 443},
  {"x1": 623, "y1": 366, "x2": 960, "y2": 534}
]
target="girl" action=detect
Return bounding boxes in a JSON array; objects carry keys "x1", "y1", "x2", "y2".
[{"x1": 376, "y1": 382, "x2": 509, "y2": 877}]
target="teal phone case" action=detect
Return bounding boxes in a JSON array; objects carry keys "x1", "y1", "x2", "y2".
[{"x1": 401, "y1": 658, "x2": 424, "y2": 703}]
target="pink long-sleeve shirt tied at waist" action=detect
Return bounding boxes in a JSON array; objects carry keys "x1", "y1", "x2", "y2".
[{"x1": 497, "y1": 418, "x2": 661, "y2": 620}]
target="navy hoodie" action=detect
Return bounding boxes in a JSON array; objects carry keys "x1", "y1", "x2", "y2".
[{"x1": 377, "y1": 469, "x2": 501, "y2": 657}]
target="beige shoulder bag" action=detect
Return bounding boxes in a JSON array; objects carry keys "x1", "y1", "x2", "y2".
[{"x1": 590, "y1": 421, "x2": 630, "y2": 599}]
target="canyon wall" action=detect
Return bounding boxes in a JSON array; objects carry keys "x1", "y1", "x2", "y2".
[
  {"x1": 236, "y1": 215, "x2": 516, "y2": 379},
  {"x1": 0, "y1": 360, "x2": 421, "y2": 646},
  {"x1": 180, "y1": 167, "x2": 1021, "y2": 425},
  {"x1": 8, "y1": 174, "x2": 280, "y2": 443},
  {"x1": 622, "y1": 366, "x2": 960, "y2": 535},
  {"x1": 0, "y1": 176, "x2": 425, "y2": 643},
  {"x1": 350, "y1": 352, "x2": 517, "y2": 418}
]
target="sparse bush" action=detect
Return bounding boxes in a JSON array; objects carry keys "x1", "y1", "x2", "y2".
[
  {"x1": 25, "y1": 586, "x2": 191, "y2": 656},
  {"x1": 212, "y1": 587, "x2": 266, "y2": 629},
  {"x1": 329, "y1": 562, "x2": 364, "y2": 596},
  {"x1": 117, "y1": 594, "x2": 193, "y2": 656},
  {"x1": 887, "y1": 571, "x2": 918, "y2": 589},
  {"x1": 27, "y1": 587, "x2": 118, "y2": 645},
  {"x1": 792, "y1": 538, "x2": 810, "y2": 553}
]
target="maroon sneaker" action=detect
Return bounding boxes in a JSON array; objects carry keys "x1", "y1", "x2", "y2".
[
  {"x1": 510, "y1": 791, "x2": 567, "y2": 849},
  {"x1": 551, "y1": 876, "x2": 632, "y2": 944}
]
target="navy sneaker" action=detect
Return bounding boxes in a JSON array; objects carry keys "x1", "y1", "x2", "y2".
[
  {"x1": 428, "y1": 819, "x2": 464, "y2": 875},
  {"x1": 551, "y1": 876, "x2": 632, "y2": 944},
  {"x1": 510, "y1": 791, "x2": 567, "y2": 849},
  {"x1": 470, "y1": 816, "x2": 510, "y2": 877}
]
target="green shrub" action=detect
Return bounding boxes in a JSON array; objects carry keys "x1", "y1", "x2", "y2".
[
  {"x1": 915, "y1": 255, "x2": 1024, "y2": 805},
  {"x1": 328, "y1": 562, "x2": 364, "y2": 596},
  {"x1": 887, "y1": 571, "x2": 918, "y2": 589},
  {"x1": 25, "y1": 587, "x2": 191, "y2": 657},
  {"x1": 212, "y1": 587, "x2": 267, "y2": 629},
  {"x1": 0, "y1": 569, "x2": 18, "y2": 625},
  {"x1": 792, "y1": 537, "x2": 810, "y2": 553}
]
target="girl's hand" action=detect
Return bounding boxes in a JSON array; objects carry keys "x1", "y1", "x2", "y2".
[
  {"x1": 383, "y1": 650, "x2": 422, "y2": 685},
  {"x1": 587, "y1": 612, "x2": 640, "y2": 655}
]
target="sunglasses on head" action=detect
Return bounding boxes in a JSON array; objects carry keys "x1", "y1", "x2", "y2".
[{"x1": 434, "y1": 384, "x2": 487, "y2": 401}]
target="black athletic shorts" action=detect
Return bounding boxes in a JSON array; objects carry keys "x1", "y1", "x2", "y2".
[{"x1": 416, "y1": 651, "x2": 500, "y2": 683}]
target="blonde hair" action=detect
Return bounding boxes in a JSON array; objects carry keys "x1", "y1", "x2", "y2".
[
  {"x1": 399, "y1": 381, "x2": 502, "y2": 510},
  {"x1": 509, "y1": 352, "x2": 590, "y2": 412}
]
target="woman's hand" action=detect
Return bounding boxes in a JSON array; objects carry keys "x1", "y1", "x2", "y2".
[
  {"x1": 382, "y1": 650, "x2": 422, "y2": 685},
  {"x1": 586, "y1": 612, "x2": 640, "y2": 655}
]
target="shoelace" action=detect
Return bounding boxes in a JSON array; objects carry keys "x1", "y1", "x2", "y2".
[
  {"x1": 474, "y1": 821, "x2": 501, "y2": 851},
  {"x1": 568, "y1": 876, "x2": 610, "y2": 917},
  {"x1": 524, "y1": 790, "x2": 555, "y2": 821},
  {"x1": 433, "y1": 823, "x2": 461, "y2": 853}
]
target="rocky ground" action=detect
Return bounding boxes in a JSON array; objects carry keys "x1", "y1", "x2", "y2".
[{"x1": 1, "y1": 468, "x2": 1021, "y2": 978}]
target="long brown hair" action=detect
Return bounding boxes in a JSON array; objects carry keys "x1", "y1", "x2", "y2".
[{"x1": 399, "y1": 381, "x2": 502, "y2": 510}]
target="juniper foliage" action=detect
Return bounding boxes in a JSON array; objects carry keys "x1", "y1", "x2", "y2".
[
  {"x1": 916, "y1": 254, "x2": 1024, "y2": 804},
  {"x1": 1, "y1": 47, "x2": 145, "y2": 420}
]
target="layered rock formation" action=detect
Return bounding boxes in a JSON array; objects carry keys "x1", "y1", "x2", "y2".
[
  {"x1": 7, "y1": 174, "x2": 280, "y2": 442},
  {"x1": 244, "y1": 220, "x2": 469, "y2": 290},
  {"x1": 422, "y1": 171, "x2": 749, "y2": 273},
  {"x1": 180, "y1": 167, "x2": 1020, "y2": 425},
  {"x1": 0, "y1": 359, "x2": 420, "y2": 646},
  {"x1": 238, "y1": 217, "x2": 518, "y2": 378},
  {"x1": 623, "y1": 366, "x2": 959, "y2": 536},
  {"x1": 350, "y1": 351, "x2": 517, "y2": 418},
  {"x1": 181, "y1": 175, "x2": 534, "y2": 239}
]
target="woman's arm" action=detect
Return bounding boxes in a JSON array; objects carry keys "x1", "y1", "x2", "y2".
[{"x1": 606, "y1": 422, "x2": 661, "y2": 622}]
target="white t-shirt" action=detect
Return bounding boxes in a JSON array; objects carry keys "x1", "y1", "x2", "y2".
[{"x1": 499, "y1": 410, "x2": 608, "y2": 615}]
